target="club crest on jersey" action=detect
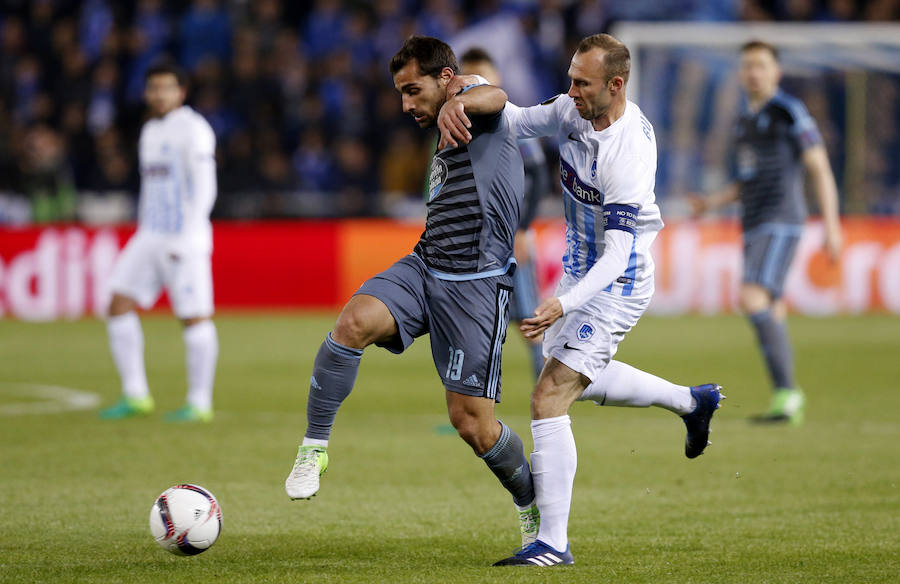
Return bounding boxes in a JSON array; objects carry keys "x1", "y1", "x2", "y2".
[
  {"x1": 590, "y1": 159, "x2": 597, "y2": 178},
  {"x1": 560, "y1": 158, "x2": 603, "y2": 206},
  {"x1": 736, "y1": 145, "x2": 757, "y2": 180},
  {"x1": 577, "y1": 323, "x2": 595, "y2": 341},
  {"x1": 429, "y1": 157, "x2": 448, "y2": 200}
]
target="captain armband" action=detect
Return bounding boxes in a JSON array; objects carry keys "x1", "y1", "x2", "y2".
[{"x1": 602, "y1": 204, "x2": 638, "y2": 236}]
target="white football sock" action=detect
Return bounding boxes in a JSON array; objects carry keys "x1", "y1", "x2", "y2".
[
  {"x1": 183, "y1": 320, "x2": 218, "y2": 410},
  {"x1": 531, "y1": 415, "x2": 576, "y2": 552},
  {"x1": 578, "y1": 360, "x2": 695, "y2": 415},
  {"x1": 106, "y1": 312, "x2": 149, "y2": 399},
  {"x1": 302, "y1": 437, "x2": 329, "y2": 448}
]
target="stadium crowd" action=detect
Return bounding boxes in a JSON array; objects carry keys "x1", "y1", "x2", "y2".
[{"x1": 0, "y1": 0, "x2": 898, "y2": 223}]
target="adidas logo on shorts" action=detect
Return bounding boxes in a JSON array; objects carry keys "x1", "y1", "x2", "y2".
[{"x1": 462, "y1": 374, "x2": 483, "y2": 389}]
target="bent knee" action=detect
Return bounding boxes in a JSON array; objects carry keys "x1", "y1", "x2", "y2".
[
  {"x1": 449, "y1": 414, "x2": 495, "y2": 454},
  {"x1": 108, "y1": 294, "x2": 137, "y2": 317},
  {"x1": 739, "y1": 284, "x2": 773, "y2": 314},
  {"x1": 530, "y1": 388, "x2": 558, "y2": 419},
  {"x1": 332, "y1": 308, "x2": 379, "y2": 348},
  {"x1": 332, "y1": 296, "x2": 396, "y2": 348},
  {"x1": 530, "y1": 374, "x2": 583, "y2": 419}
]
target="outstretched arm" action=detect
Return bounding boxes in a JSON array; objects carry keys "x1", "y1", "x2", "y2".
[
  {"x1": 437, "y1": 84, "x2": 508, "y2": 149},
  {"x1": 688, "y1": 183, "x2": 740, "y2": 217},
  {"x1": 520, "y1": 228, "x2": 634, "y2": 339},
  {"x1": 803, "y1": 144, "x2": 843, "y2": 261}
]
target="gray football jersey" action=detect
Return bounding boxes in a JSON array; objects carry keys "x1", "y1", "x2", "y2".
[
  {"x1": 730, "y1": 89, "x2": 823, "y2": 232},
  {"x1": 415, "y1": 106, "x2": 523, "y2": 279}
]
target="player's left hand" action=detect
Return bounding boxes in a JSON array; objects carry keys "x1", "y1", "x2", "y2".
[
  {"x1": 521, "y1": 297, "x2": 563, "y2": 339},
  {"x1": 437, "y1": 97, "x2": 471, "y2": 150},
  {"x1": 824, "y1": 228, "x2": 843, "y2": 263},
  {"x1": 686, "y1": 193, "x2": 707, "y2": 217},
  {"x1": 446, "y1": 74, "x2": 481, "y2": 99}
]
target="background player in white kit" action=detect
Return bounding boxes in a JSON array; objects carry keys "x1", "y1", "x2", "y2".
[
  {"x1": 441, "y1": 34, "x2": 724, "y2": 567},
  {"x1": 98, "y1": 63, "x2": 219, "y2": 423}
]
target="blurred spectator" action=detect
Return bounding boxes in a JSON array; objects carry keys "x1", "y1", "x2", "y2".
[
  {"x1": 302, "y1": 0, "x2": 345, "y2": 59},
  {"x1": 59, "y1": 101, "x2": 94, "y2": 188},
  {"x1": 378, "y1": 125, "x2": 429, "y2": 214},
  {"x1": 13, "y1": 56, "x2": 42, "y2": 123},
  {"x1": 0, "y1": 0, "x2": 898, "y2": 221},
  {"x1": 124, "y1": 0, "x2": 173, "y2": 102},
  {"x1": 79, "y1": 0, "x2": 114, "y2": 62},
  {"x1": 179, "y1": 0, "x2": 231, "y2": 71},
  {"x1": 16, "y1": 125, "x2": 77, "y2": 222},
  {"x1": 333, "y1": 137, "x2": 375, "y2": 216},
  {"x1": 293, "y1": 127, "x2": 336, "y2": 193},
  {"x1": 86, "y1": 57, "x2": 119, "y2": 135}
]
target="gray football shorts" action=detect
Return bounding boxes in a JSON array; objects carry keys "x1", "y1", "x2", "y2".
[
  {"x1": 355, "y1": 254, "x2": 513, "y2": 401},
  {"x1": 743, "y1": 223, "x2": 803, "y2": 299}
]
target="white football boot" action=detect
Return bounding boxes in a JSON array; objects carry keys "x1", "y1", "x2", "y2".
[{"x1": 285, "y1": 445, "x2": 328, "y2": 500}]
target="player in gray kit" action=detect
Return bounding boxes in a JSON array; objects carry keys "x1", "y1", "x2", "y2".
[
  {"x1": 284, "y1": 36, "x2": 540, "y2": 546},
  {"x1": 691, "y1": 40, "x2": 842, "y2": 424},
  {"x1": 460, "y1": 47, "x2": 549, "y2": 382}
]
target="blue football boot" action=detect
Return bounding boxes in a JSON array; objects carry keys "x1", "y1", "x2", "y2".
[
  {"x1": 493, "y1": 540, "x2": 574, "y2": 567},
  {"x1": 681, "y1": 384, "x2": 725, "y2": 459}
]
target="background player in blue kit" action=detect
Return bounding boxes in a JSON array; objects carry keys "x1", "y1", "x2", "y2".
[
  {"x1": 691, "y1": 40, "x2": 843, "y2": 425},
  {"x1": 284, "y1": 36, "x2": 540, "y2": 547},
  {"x1": 460, "y1": 48, "x2": 549, "y2": 382}
]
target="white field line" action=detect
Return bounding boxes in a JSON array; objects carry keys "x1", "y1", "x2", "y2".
[{"x1": 0, "y1": 383, "x2": 101, "y2": 416}]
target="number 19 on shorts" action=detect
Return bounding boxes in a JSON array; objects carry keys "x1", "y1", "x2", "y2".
[{"x1": 445, "y1": 347, "x2": 465, "y2": 381}]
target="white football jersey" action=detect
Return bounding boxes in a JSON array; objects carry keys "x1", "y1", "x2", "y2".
[
  {"x1": 137, "y1": 106, "x2": 217, "y2": 252},
  {"x1": 506, "y1": 95, "x2": 663, "y2": 299}
]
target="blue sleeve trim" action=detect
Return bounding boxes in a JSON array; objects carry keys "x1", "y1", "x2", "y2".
[
  {"x1": 459, "y1": 82, "x2": 488, "y2": 95},
  {"x1": 415, "y1": 254, "x2": 517, "y2": 281},
  {"x1": 603, "y1": 204, "x2": 638, "y2": 235}
]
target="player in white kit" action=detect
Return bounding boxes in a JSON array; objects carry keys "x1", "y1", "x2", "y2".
[
  {"x1": 440, "y1": 34, "x2": 724, "y2": 566},
  {"x1": 99, "y1": 63, "x2": 219, "y2": 423}
]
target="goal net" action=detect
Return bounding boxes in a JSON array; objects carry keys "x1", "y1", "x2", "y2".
[{"x1": 612, "y1": 22, "x2": 900, "y2": 217}]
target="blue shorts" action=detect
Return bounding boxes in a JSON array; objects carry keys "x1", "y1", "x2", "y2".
[
  {"x1": 355, "y1": 255, "x2": 513, "y2": 401},
  {"x1": 742, "y1": 223, "x2": 803, "y2": 299}
]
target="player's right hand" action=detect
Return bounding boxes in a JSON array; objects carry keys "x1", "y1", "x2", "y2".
[
  {"x1": 521, "y1": 297, "x2": 563, "y2": 339},
  {"x1": 438, "y1": 97, "x2": 472, "y2": 150}
]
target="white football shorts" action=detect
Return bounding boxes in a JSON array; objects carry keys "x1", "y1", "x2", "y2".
[
  {"x1": 107, "y1": 232, "x2": 214, "y2": 319},
  {"x1": 543, "y1": 275, "x2": 650, "y2": 382}
]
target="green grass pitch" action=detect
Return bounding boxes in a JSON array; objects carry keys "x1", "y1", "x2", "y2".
[{"x1": 1, "y1": 313, "x2": 898, "y2": 583}]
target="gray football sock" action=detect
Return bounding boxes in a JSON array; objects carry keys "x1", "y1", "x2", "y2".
[
  {"x1": 305, "y1": 333, "x2": 363, "y2": 441},
  {"x1": 479, "y1": 421, "x2": 535, "y2": 507},
  {"x1": 748, "y1": 309, "x2": 795, "y2": 389}
]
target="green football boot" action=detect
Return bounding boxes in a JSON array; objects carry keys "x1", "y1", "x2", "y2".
[
  {"x1": 163, "y1": 404, "x2": 213, "y2": 423},
  {"x1": 754, "y1": 388, "x2": 805, "y2": 425},
  {"x1": 98, "y1": 395, "x2": 155, "y2": 420},
  {"x1": 518, "y1": 501, "x2": 541, "y2": 547}
]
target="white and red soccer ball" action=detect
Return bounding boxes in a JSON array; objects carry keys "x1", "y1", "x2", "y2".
[{"x1": 149, "y1": 484, "x2": 222, "y2": 556}]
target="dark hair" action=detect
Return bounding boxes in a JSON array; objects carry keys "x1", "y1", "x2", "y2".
[
  {"x1": 576, "y1": 33, "x2": 630, "y2": 84},
  {"x1": 460, "y1": 47, "x2": 495, "y2": 67},
  {"x1": 389, "y1": 35, "x2": 459, "y2": 77},
  {"x1": 741, "y1": 40, "x2": 779, "y2": 61},
  {"x1": 145, "y1": 61, "x2": 188, "y2": 87}
]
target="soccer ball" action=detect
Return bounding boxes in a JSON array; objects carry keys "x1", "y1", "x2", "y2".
[{"x1": 149, "y1": 484, "x2": 222, "y2": 556}]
